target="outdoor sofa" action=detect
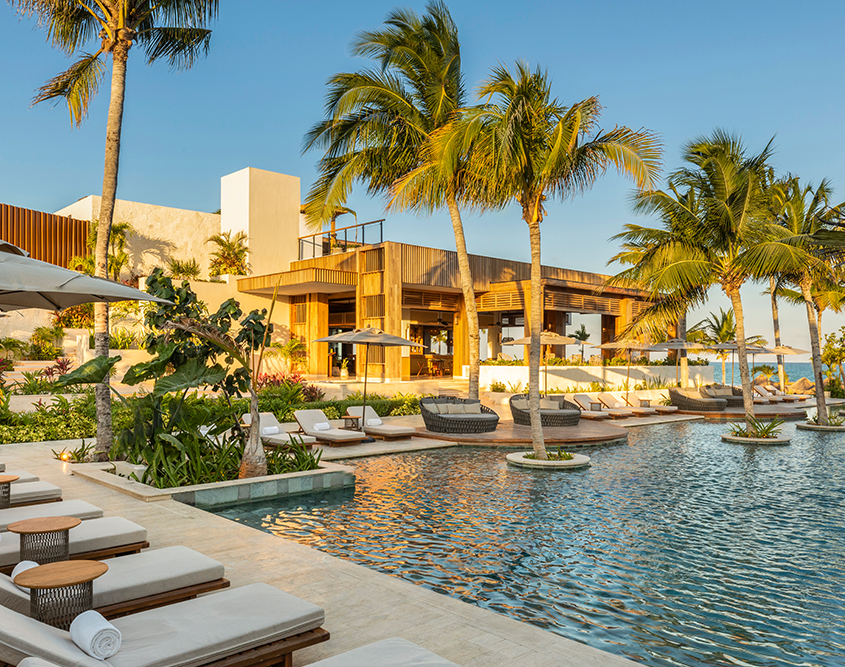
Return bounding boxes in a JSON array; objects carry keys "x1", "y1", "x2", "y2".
[
  {"x1": 0, "y1": 516, "x2": 149, "y2": 575},
  {"x1": 0, "y1": 582, "x2": 328, "y2": 667},
  {"x1": 294, "y1": 409, "x2": 369, "y2": 446},
  {"x1": 508, "y1": 394, "x2": 580, "y2": 427},
  {"x1": 241, "y1": 412, "x2": 317, "y2": 448},
  {"x1": 347, "y1": 405, "x2": 416, "y2": 440},
  {"x1": 0, "y1": 500, "x2": 103, "y2": 532},
  {"x1": 669, "y1": 388, "x2": 727, "y2": 411},
  {"x1": 419, "y1": 398, "x2": 499, "y2": 433},
  {"x1": 1, "y1": 545, "x2": 228, "y2": 619}
]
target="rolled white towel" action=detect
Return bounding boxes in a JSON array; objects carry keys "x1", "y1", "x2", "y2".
[
  {"x1": 11, "y1": 560, "x2": 38, "y2": 593},
  {"x1": 261, "y1": 426, "x2": 280, "y2": 436},
  {"x1": 313, "y1": 422, "x2": 331, "y2": 431},
  {"x1": 367, "y1": 418, "x2": 383, "y2": 426},
  {"x1": 70, "y1": 610, "x2": 121, "y2": 659}
]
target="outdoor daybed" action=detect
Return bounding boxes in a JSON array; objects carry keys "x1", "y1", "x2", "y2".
[
  {"x1": 669, "y1": 388, "x2": 727, "y2": 411},
  {"x1": 294, "y1": 409, "x2": 369, "y2": 446},
  {"x1": 0, "y1": 546, "x2": 228, "y2": 619},
  {"x1": 0, "y1": 500, "x2": 103, "y2": 532},
  {"x1": 242, "y1": 412, "x2": 317, "y2": 448},
  {"x1": 419, "y1": 397, "x2": 499, "y2": 433},
  {"x1": 509, "y1": 394, "x2": 580, "y2": 427},
  {"x1": 0, "y1": 582, "x2": 328, "y2": 667},
  {"x1": 347, "y1": 405, "x2": 416, "y2": 440},
  {"x1": 0, "y1": 516, "x2": 149, "y2": 575},
  {"x1": 9, "y1": 481, "x2": 62, "y2": 507},
  {"x1": 700, "y1": 385, "x2": 745, "y2": 407}
]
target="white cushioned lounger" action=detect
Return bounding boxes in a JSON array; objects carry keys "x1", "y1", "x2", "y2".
[
  {"x1": 304, "y1": 637, "x2": 460, "y2": 667},
  {"x1": 0, "y1": 582, "x2": 325, "y2": 667},
  {"x1": 0, "y1": 500, "x2": 102, "y2": 532},
  {"x1": 0, "y1": 462, "x2": 4, "y2": 472},
  {"x1": 0, "y1": 516, "x2": 147, "y2": 569},
  {"x1": 0, "y1": 546, "x2": 224, "y2": 616},
  {"x1": 241, "y1": 412, "x2": 317, "y2": 446},
  {"x1": 9, "y1": 481, "x2": 62, "y2": 506},
  {"x1": 347, "y1": 406, "x2": 415, "y2": 440},
  {"x1": 7, "y1": 470, "x2": 39, "y2": 484},
  {"x1": 568, "y1": 395, "x2": 611, "y2": 419},
  {"x1": 294, "y1": 409, "x2": 367, "y2": 444}
]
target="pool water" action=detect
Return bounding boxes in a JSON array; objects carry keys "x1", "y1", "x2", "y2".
[{"x1": 213, "y1": 422, "x2": 845, "y2": 667}]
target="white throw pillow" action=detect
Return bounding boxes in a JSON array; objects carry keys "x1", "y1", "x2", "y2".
[
  {"x1": 367, "y1": 418, "x2": 383, "y2": 426},
  {"x1": 539, "y1": 398, "x2": 558, "y2": 410},
  {"x1": 512, "y1": 398, "x2": 529, "y2": 410},
  {"x1": 11, "y1": 561, "x2": 38, "y2": 593},
  {"x1": 423, "y1": 403, "x2": 440, "y2": 413},
  {"x1": 313, "y1": 422, "x2": 331, "y2": 431},
  {"x1": 464, "y1": 401, "x2": 482, "y2": 414},
  {"x1": 447, "y1": 403, "x2": 466, "y2": 414},
  {"x1": 261, "y1": 426, "x2": 280, "y2": 436}
]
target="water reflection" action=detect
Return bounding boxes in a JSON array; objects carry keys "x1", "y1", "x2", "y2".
[{"x1": 215, "y1": 422, "x2": 845, "y2": 667}]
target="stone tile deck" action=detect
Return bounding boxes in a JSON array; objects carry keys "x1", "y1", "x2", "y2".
[{"x1": 0, "y1": 438, "x2": 635, "y2": 667}]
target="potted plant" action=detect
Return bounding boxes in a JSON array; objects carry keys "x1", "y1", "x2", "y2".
[{"x1": 340, "y1": 357, "x2": 350, "y2": 379}]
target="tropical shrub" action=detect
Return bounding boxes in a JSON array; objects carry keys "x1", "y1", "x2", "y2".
[
  {"x1": 488, "y1": 381, "x2": 507, "y2": 392},
  {"x1": 167, "y1": 258, "x2": 202, "y2": 280},
  {"x1": 53, "y1": 303, "x2": 94, "y2": 328},
  {"x1": 728, "y1": 417, "x2": 785, "y2": 439}
]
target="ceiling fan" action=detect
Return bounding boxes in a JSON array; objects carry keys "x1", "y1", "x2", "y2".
[{"x1": 435, "y1": 312, "x2": 448, "y2": 326}]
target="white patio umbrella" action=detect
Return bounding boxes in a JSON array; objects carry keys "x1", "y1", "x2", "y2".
[
  {"x1": 504, "y1": 331, "x2": 578, "y2": 393},
  {"x1": 0, "y1": 240, "x2": 170, "y2": 311},
  {"x1": 594, "y1": 340, "x2": 653, "y2": 399},
  {"x1": 648, "y1": 339, "x2": 707, "y2": 385},
  {"x1": 313, "y1": 328, "x2": 423, "y2": 441}
]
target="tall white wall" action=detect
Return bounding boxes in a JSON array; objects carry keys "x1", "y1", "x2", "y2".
[
  {"x1": 55, "y1": 195, "x2": 221, "y2": 280},
  {"x1": 220, "y1": 168, "x2": 301, "y2": 275}
]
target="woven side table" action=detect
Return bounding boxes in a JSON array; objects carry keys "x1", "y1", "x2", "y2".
[
  {"x1": 8, "y1": 516, "x2": 82, "y2": 564},
  {"x1": 0, "y1": 475, "x2": 20, "y2": 509},
  {"x1": 14, "y1": 560, "x2": 108, "y2": 630}
]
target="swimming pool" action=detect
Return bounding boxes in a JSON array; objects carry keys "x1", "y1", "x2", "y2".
[{"x1": 213, "y1": 422, "x2": 845, "y2": 667}]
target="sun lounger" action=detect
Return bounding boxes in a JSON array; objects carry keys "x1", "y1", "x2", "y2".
[
  {"x1": 306, "y1": 637, "x2": 460, "y2": 667},
  {"x1": 294, "y1": 409, "x2": 369, "y2": 446},
  {"x1": 625, "y1": 394, "x2": 678, "y2": 414},
  {"x1": 595, "y1": 394, "x2": 637, "y2": 418},
  {"x1": 241, "y1": 412, "x2": 317, "y2": 448},
  {"x1": 753, "y1": 385, "x2": 786, "y2": 402},
  {"x1": 0, "y1": 500, "x2": 102, "y2": 532},
  {"x1": 7, "y1": 471, "x2": 39, "y2": 485},
  {"x1": 347, "y1": 406, "x2": 415, "y2": 440},
  {"x1": 0, "y1": 464, "x2": 4, "y2": 472},
  {"x1": 764, "y1": 384, "x2": 808, "y2": 401},
  {"x1": 9, "y1": 481, "x2": 62, "y2": 507},
  {"x1": 0, "y1": 516, "x2": 149, "y2": 575},
  {"x1": 607, "y1": 393, "x2": 656, "y2": 416},
  {"x1": 0, "y1": 582, "x2": 328, "y2": 667},
  {"x1": 568, "y1": 395, "x2": 612, "y2": 419},
  {"x1": 0, "y1": 546, "x2": 228, "y2": 619}
]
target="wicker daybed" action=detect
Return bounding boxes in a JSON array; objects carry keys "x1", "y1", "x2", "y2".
[
  {"x1": 699, "y1": 385, "x2": 744, "y2": 407},
  {"x1": 419, "y1": 398, "x2": 499, "y2": 433},
  {"x1": 508, "y1": 394, "x2": 581, "y2": 427},
  {"x1": 669, "y1": 388, "x2": 727, "y2": 411}
]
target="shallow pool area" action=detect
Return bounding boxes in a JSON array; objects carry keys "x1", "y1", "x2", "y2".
[{"x1": 213, "y1": 422, "x2": 845, "y2": 667}]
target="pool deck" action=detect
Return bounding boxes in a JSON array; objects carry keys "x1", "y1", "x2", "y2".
[
  {"x1": 1, "y1": 438, "x2": 636, "y2": 667},
  {"x1": 677, "y1": 399, "x2": 843, "y2": 421}
]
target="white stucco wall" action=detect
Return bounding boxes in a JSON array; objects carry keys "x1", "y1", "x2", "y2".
[
  {"x1": 479, "y1": 364, "x2": 714, "y2": 391},
  {"x1": 55, "y1": 195, "x2": 221, "y2": 280}
]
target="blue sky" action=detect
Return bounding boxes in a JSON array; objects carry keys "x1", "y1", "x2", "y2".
[{"x1": 1, "y1": 0, "x2": 844, "y2": 360}]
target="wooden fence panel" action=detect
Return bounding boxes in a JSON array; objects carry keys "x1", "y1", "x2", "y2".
[{"x1": 0, "y1": 203, "x2": 88, "y2": 267}]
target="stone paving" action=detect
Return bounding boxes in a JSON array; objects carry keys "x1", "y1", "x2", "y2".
[{"x1": 1, "y1": 438, "x2": 635, "y2": 667}]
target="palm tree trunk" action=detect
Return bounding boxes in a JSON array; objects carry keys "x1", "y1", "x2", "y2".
[
  {"x1": 240, "y1": 383, "x2": 268, "y2": 478},
  {"x1": 526, "y1": 217, "x2": 547, "y2": 460},
  {"x1": 446, "y1": 194, "x2": 480, "y2": 400},
  {"x1": 726, "y1": 287, "x2": 755, "y2": 425},
  {"x1": 92, "y1": 45, "x2": 130, "y2": 461},
  {"x1": 769, "y1": 277, "x2": 786, "y2": 390},
  {"x1": 801, "y1": 274, "x2": 828, "y2": 424}
]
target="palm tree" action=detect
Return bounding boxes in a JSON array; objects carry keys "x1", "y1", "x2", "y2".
[
  {"x1": 441, "y1": 63, "x2": 661, "y2": 458},
  {"x1": 303, "y1": 2, "x2": 484, "y2": 400},
  {"x1": 69, "y1": 220, "x2": 133, "y2": 280},
  {"x1": 612, "y1": 131, "x2": 790, "y2": 426},
  {"x1": 687, "y1": 308, "x2": 766, "y2": 385},
  {"x1": 207, "y1": 231, "x2": 250, "y2": 277},
  {"x1": 571, "y1": 324, "x2": 590, "y2": 362},
  {"x1": 12, "y1": 0, "x2": 218, "y2": 458}
]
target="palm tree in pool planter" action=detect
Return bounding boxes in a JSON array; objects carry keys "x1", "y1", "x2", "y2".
[
  {"x1": 10, "y1": 0, "x2": 219, "y2": 458},
  {"x1": 439, "y1": 62, "x2": 661, "y2": 459}
]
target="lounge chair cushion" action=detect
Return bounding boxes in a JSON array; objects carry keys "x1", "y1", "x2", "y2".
[
  {"x1": 431, "y1": 413, "x2": 498, "y2": 422},
  {"x1": 346, "y1": 407, "x2": 415, "y2": 438},
  {"x1": 7, "y1": 471, "x2": 39, "y2": 485},
  {"x1": 0, "y1": 500, "x2": 103, "y2": 532},
  {"x1": 308, "y1": 637, "x2": 460, "y2": 667},
  {"x1": 0, "y1": 583, "x2": 324, "y2": 667},
  {"x1": 10, "y1": 481, "x2": 62, "y2": 506},
  {"x1": 0, "y1": 516, "x2": 147, "y2": 568},
  {"x1": 0, "y1": 571, "x2": 29, "y2": 614},
  {"x1": 445, "y1": 403, "x2": 465, "y2": 414}
]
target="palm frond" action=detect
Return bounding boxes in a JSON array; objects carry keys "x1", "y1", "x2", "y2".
[
  {"x1": 32, "y1": 50, "x2": 106, "y2": 126},
  {"x1": 138, "y1": 26, "x2": 213, "y2": 69}
]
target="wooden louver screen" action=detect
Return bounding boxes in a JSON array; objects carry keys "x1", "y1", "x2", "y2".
[
  {"x1": 363, "y1": 294, "x2": 385, "y2": 318},
  {"x1": 0, "y1": 204, "x2": 88, "y2": 268},
  {"x1": 364, "y1": 248, "x2": 384, "y2": 273},
  {"x1": 402, "y1": 290, "x2": 461, "y2": 311},
  {"x1": 544, "y1": 292, "x2": 621, "y2": 315},
  {"x1": 476, "y1": 291, "x2": 526, "y2": 312}
]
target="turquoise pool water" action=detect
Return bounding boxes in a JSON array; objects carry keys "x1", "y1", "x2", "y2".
[{"x1": 214, "y1": 422, "x2": 845, "y2": 667}]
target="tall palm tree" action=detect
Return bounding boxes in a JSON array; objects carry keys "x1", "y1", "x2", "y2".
[
  {"x1": 687, "y1": 308, "x2": 766, "y2": 384},
  {"x1": 12, "y1": 0, "x2": 218, "y2": 458},
  {"x1": 571, "y1": 324, "x2": 590, "y2": 362},
  {"x1": 440, "y1": 62, "x2": 661, "y2": 458},
  {"x1": 612, "y1": 131, "x2": 790, "y2": 426},
  {"x1": 303, "y1": 2, "x2": 484, "y2": 400}
]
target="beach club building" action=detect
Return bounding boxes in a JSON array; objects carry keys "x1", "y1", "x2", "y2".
[{"x1": 2, "y1": 167, "x2": 652, "y2": 380}]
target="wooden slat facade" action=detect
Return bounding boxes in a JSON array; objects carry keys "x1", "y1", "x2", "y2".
[{"x1": 0, "y1": 204, "x2": 88, "y2": 267}]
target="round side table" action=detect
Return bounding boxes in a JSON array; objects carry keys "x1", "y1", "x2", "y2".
[
  {"x1": 14, "y1": 560, "x2": 108, "y2": 630},
  {"x1": 8, "y1": 516, "x2": 82, "y2": 564},
  {"x1": 0, "y1": 475, "x2": 20, "y2": 509}
]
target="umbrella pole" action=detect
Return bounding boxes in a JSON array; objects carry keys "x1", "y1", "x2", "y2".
[{"x1": 361, "y1": 343, "x2": 369, "y2": 433}]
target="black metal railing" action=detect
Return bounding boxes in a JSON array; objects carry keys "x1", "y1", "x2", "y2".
[{"x1": 298, "y1": 219, "x2": 384, "y2": 260}]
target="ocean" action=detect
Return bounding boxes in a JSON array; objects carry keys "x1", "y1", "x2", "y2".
[{"x1": 712, "y1": 361, "x2": 815, "y2": 385}]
